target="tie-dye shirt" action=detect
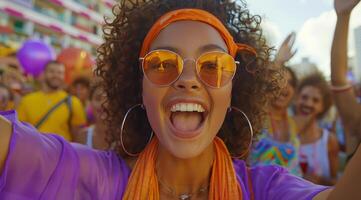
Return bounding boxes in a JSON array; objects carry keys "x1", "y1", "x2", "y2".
[{"x1": 250, "y1": 115, "x2": 302, "y2": 176}]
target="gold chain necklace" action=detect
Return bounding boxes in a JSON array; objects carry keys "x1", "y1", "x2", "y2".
[{"x1": 158, "y1": 178, "x2": 209, "y2": 200}]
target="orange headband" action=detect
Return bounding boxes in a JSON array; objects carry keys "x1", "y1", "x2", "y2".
[{"x1": 139, "y1": 8, "x2": 257, "y2": 58}]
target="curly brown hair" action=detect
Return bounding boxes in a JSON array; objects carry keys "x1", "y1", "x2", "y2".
[
  {"x1": 285, "y1": 66, "x2": 298, "y2": 89},
  {"x1": 96, "y1": 0, "x2": 282, "y2": 159}
]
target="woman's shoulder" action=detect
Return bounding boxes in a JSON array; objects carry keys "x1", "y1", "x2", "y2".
[
  {"x1": 233, "y1": 159, "x2": 290, "y2": 199},
  {"x1": 233, "y1": 159, "x2": 287, "y2": 181},
  {"x1": 233, "y1": 159, "x2": 330, "y2": 200},
  {"x1": 0, "y1": 110, "x2": 131, "y2": 199},
  {"x1": 0, "y1": 110, "x2": 17, "y2": 121}
]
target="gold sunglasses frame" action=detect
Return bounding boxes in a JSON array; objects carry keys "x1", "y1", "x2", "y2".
[{"x1": 139, "y1": 49, "x2": 240, "y2": 88}]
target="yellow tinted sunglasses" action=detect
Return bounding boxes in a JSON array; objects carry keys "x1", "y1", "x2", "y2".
[{"x1": 140, "y1": 50, "x2": 241, "y2": 88}]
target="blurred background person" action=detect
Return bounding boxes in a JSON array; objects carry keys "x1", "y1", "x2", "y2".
[
  {"x1": 16, "y1": 61, "x2": 86, "y2": 141},
  {"x1": 0, "y1": 65, "x2": 26, "y2": 109},
  {"x1": 70, "y1": 76, "x2": 91, "y2": 108},
  {"x1": 70, "y1": 76, "x2": 93, "y2": 124},
  {"x1": 0, "y1": 52, "x2": 21, "y2": 71},
  {"x1": 250, "y1": 66, "x2": 302, "y2": 176},
  {"x1": 250, "y1": 33, "x2": 302, "y2": 176},
  {"x1": 0, "y1": 84, "x2": 11, "y2": 111},
  {"x1": 295, "y1": 73, "x2": 339, "y2": 185},
  {"x1": 74, "y1": 80, "x2": 108, "y2": 150}
]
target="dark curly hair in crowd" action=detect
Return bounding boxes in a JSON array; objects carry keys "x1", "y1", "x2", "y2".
[
  {"x1": 285, "y1": 66, "x2": 298, "y2": 89},
  {"x1": 96, "y1": 0, "x2": 282, "y2": 159},
  {"x1": 298, "y1": 73, "x2": 332, "y2": 119}
]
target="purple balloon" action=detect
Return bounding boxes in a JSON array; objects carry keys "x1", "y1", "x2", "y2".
[{"x1": 17, "y1": 40, "x2": 55, "y2": 77}]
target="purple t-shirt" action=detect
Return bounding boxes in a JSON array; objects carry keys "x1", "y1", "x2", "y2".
[{"x1": 0, "y1": 110, "x2": 330, "y2": 199}]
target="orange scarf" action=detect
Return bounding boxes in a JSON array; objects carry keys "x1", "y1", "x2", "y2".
[
  {"x1": 139, "y1": 8, "x2": 256, "y2": 58},
  {"x1": 122, "y1": 137, "x2": 242, "y2": 199}
]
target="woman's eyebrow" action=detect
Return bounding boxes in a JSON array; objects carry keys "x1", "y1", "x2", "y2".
[
  {"x1": 199, "y1": 44, "x2": 227, "y2": 53},
  {"x1": 149, "y1": 44, "x2": 227, "y2": 55},
  {"x1": 149, "y1": 46, "x2": 180, "y2": 53}
]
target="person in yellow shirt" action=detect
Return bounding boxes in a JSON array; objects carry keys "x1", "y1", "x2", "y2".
[{"x1": 17, "y1": 61, "x2": 86, "y2": 141}]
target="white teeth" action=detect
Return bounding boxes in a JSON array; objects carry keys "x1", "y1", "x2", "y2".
[
  {"x1": 186, "y1": 104, "x2": 192, "y2": 111},
  {"x1": 181, "y1": 104, "x2": 187, "y2": 111},
  {"x1": 170, "y1": 103, "x2": 205, "y2": 112}
]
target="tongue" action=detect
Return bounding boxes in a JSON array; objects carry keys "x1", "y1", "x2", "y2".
[{"x1": 171, "y1": 112, "x2": 202, "y2": 132}]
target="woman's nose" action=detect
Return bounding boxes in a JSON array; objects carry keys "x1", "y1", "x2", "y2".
[{"x1": 174, "y1": 59, "x2": 201, "y2": 91}]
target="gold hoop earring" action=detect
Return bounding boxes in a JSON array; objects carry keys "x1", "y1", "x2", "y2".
[
  {"x1": 227, "y1": 106, "x2": 253, "y2": 159},
  {"x1": 120, "y1": 104, "x2": 153, "y2": 157}
]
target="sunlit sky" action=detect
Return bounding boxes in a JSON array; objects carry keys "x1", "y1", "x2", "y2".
[{"x1": 246, "y1": 0, "x2": 361, "y2": 77}]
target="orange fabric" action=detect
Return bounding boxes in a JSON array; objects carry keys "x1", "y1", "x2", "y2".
[
  {"x1": 140, "y1": 8, "x2": 256, "y2": 58},
  {"x1": 122, "y1": 137, "x2": 242, "y2": 199}
]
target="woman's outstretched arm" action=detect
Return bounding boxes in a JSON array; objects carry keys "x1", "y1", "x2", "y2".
[
  {"x1": 0, "y1": 115, "x2": 12, "y2": 173},
  {"x1": 314, "y1": 0, "x2": 361, "y2": 199},
  {"x1": 330, "y1": 0, "x2": 361, "y2": 141}
]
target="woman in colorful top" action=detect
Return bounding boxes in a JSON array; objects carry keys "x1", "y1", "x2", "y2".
[
  {"x1": 250, "y1": 66, "x2": 302, "y2": 176},
  {"x1": 0, "y1": 0, "x2": 360, "y2": 199},
  {"x1": 295, "y1": 73, "x2": 339, "y2": 185}
]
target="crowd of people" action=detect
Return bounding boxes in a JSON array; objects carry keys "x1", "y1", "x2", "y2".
[
  {"x1": 0, "y1": 0, "x2": 361, "y2": 199},
  {"x1": 0, "y1": 54, "x2": 108, "y2": 147}
]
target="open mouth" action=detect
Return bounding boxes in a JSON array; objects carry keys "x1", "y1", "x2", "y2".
[
  {"x1": 299, "y1": 105, "x2": 314, "y2": 115},
  {"x1": 168, "y1": 102, "x2": 208, "y2": 139}
]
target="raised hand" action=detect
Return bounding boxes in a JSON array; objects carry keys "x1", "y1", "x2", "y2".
[
  {"x1": 334, "y1": 0, "x2": 360, "y2": 15},
  {"x1": 274, "y1": 32, "x2": 297, "y2": 66}
]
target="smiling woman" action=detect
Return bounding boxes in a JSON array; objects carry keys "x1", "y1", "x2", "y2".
[
  {"x1": 294, "y1": 73, "x2": 339, "y2": 186},
  {"x1": 2, "y1": 0, "x2": 361, "y2": 199},
  {"x1": 99, "y1": 1, "x2": 277, "y2": 162}
]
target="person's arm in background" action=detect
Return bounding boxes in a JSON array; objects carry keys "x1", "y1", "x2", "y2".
[
  {"x1": 314, "y1": 0, "x2": 361, "y2": 199},
  {"x1": 327, "y1": 133, "x2": 340, "y2": 185},
  {"x1": 274, "y1": 32, "x2": 297, "y2": 67},
  {"x1": 331, "y1": 0, "x2": 361, "y2": 156},
  {"x1": 73, "y1": 127, "x2": 88, "y2": 145},
  {"x1": 70, "y1": 96, "x2": 87, "y2": 141},
  {"x1": 0, "y1": 115, "x2": 12, "y2": 173},
  {"x1": 71, "y1": 126, "x2": 84, "y2": 142},
  {"x1": 15, "y1": 96, "x2": 28, "y2": 122}
]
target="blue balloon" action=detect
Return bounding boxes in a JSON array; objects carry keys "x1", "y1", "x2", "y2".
[{"x1": 17, "y1": 40, "x2": 55, "y2": 77}]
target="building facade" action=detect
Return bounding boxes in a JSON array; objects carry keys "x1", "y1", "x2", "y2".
[
  {"x1": 0, "y1": 0, "x2": 115, "y2": 54},
  {"x1": 290, "y1": 57, "x2": 320, "y2": 80}
]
